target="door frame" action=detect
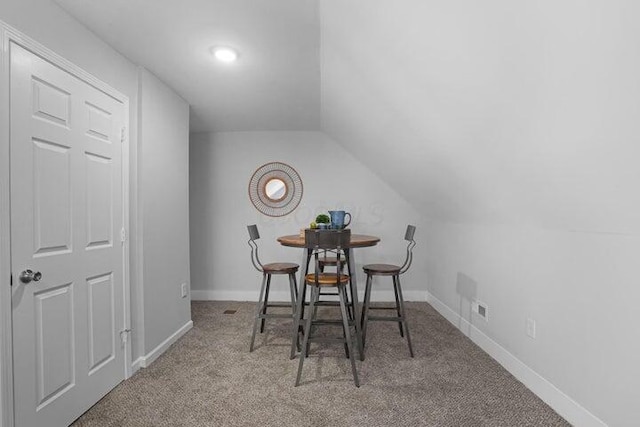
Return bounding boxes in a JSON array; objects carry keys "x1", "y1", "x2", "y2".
[{"x1": 0, "y1": 21, "x2": 133, "y2": 427}]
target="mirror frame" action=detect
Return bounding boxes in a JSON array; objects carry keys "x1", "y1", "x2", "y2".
[{"x1": 248, "y1": 162, "x2": 303, "y2": 217}]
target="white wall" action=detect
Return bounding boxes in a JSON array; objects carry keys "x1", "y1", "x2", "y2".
[
  {"x1": 139, "y1": 68, "x2": 191, "y2": 356},
  {"x1": 320, "y1": 1, "x2": 640, "y2": 426},
  {"x1": 189, "y1": 131, "x2": 424, "y2": 301},
  {"x1": 425, "y1": 223, "x2": 640, "y2": 427}
]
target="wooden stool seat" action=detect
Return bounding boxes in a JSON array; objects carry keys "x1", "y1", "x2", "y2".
[
  {"x1": 363, "y1": 263, "x2": 401, "y2": 275},
  {"x1": 304, "y1": 272, "x2": 350, "y2": 286},
  {"x1": 263, "y1": 262, "x2": 299, "y2": 274}
]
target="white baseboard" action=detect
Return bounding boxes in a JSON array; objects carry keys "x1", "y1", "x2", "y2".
[
  {"x1": 191, "y1": 289, "x2": 427, "y2": 302},
  {"x1": 132, "y1": 320, "x2": 193, "y2": 370},
  {"x1": 131, "y1": 357, "x2": 143, "y2": 373},
  {"x1": 426, "y1": 292, "x2": 607, "y2": 427}
]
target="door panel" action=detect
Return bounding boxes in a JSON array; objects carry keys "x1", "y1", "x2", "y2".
[
  {"x1": 34, "y1": 284, "x2": 75, "y2": 408},
  {"x1": 32, "y1": 138, "x2": 72, "y2": 256},
  {"x1": 31, "y1": 77, "x2": 70, "y2": 128},
  {"x1": 85, "y1": 101, "x2": 112, "y2": 142},
  {"x1": 87, "y1": 273, "x2": 115, "y2": 374},
  {"x1": 86, "y1": 153, "x2": 113, "y2": 249},
  {"x1": 10, "y1": 42, "x2": 126, "y2": 427}
]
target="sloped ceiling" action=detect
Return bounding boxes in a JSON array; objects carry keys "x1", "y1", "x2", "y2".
[
  {"x1": 54, "y1": 0, "x2": 320, "y2": 132},
  {"x1": 54, "y1": 0, "x2": 640, "y2": 232},
  {"x1": 320, "y1": 0, "x2": 640, "y2": 232}
]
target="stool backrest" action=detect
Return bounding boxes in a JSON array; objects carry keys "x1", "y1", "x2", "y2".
[
  {"x1": 248, "y1": 224, "x2": 260, "y2": 241},
  {"x1": 405, "y1": 225, "x2": 416, "y2": 242},
  {"x1": 400, "y1": 225, "x2": 417, "y2": 274},
  {"x1": 305, "y1": 229, "x2": 351, "y2": 286},
  {"x1": 304, "y1": 228, "x2": 351, "y2": 250},
  {"x1": 247, "y1": 224, "x2": 263, "y2": 272}
]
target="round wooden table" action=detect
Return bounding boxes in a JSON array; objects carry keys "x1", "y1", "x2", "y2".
[
  {"x1": 277, "y1": 234, "x2": 380, "y2": 248},
  {"x1": 278, "y1": 232, "x2": 380, "y2": 360}
]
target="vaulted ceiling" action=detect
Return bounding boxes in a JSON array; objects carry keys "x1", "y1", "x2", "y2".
[
  {"x1": 55, "y1": 0, "x2": 640, "y2": 232},
  {"x1": 319, "y1": 0, "x2": 640, "y2": 231}
]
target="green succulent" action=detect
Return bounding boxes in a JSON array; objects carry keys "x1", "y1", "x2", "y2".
[{"x1": 315, "y1": 214, "x2": 330, "y2": 224}]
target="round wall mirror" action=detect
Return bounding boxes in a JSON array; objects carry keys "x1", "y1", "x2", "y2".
[
  {"x1": 264, "y1": 178, "x2": 287, "y2": 201},
  {"x1": 248, "y1": 162, "x2": 303, "y2": 217}
]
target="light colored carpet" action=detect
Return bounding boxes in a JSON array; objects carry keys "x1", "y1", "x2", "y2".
[{"x1": 72, "y1": 301, "x2": 569, "y2": 426}]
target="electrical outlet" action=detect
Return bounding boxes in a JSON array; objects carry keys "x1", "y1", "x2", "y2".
[
  {"x1": 180, "y1": 283, "x2": 188, "y2": 298},
  {"x1": 472, "y1": 300, "x2": 489, "y2": 322},
  {"x1": 526, "y1": 318, "x2": 536, "y2": 339}
]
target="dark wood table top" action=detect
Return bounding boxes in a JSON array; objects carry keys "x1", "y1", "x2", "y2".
[{"x1": 277, "y1": 233, "x2": 380, "y2": 248}]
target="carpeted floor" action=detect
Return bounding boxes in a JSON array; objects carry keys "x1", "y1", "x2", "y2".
[{"x1": 72, "y1": 301, "x2": 569, "y2": 426}]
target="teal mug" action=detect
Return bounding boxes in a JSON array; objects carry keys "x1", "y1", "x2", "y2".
[{"x1": 329, "y1": 210, "x2": 351, "y2": 229}]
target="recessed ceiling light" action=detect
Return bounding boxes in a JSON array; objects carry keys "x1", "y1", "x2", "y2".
[{"x1": 211, "y1": 47, "x2": 238, "y2": 63}]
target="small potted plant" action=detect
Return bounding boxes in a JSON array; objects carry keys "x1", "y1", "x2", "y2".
[{"x1": 315, "y1": 214, "x2": 330, "y2": 229}]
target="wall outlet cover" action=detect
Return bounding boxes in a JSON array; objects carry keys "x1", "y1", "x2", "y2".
[
  {"x1": 472, "y1": 300, "x2": 489, "y2": 322},
  {"x1": 181, "y1": 283, "x2": 188, "y2": 298}
]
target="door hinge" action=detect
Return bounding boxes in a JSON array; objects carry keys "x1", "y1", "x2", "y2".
[
  {"x1": 120, "y1": 126, "x2": 126, "y2": 143},
  {"x1": 119, "y1": 328, "x2": 132, "y2": 345},
  {"x1": 10, "y1": 274, "x2": 13, "y2": 287},
  {"x1": 120, "y1": 228, "x2": 127, "y2": 243}
]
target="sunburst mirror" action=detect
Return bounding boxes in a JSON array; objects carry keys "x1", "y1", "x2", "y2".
[{"x1": 248, "y1": 162, "x2": 303, "y2": 217}]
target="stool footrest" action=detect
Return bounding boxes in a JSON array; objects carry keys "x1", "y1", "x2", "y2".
[
  {"x1": 310, "y1": 319, "x2": 345, "y2": 325},
  {"x1": 308, "y1": 336, "x2": 350, "y2": 343},
  {"x1": 304, "y1": 300, "x2": 353, "y2": 307},
  {"x1": 315, "y1": 301, "x2": 352, "y2": 307},
  {"x1": 259, "y1": 313, "x2": 295, "y2": 320},
  {"x1": 367, "y1": 315, "x2": 403, "y2": 322},
  {"x1": 266, "y1": 302, "x2": 294, "y2": 308},
  {"x1": 365, "y1": 306, "x2": 397, "y2": 310}
]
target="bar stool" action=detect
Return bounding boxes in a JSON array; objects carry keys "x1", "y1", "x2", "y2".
[
  {"x1": 361, "y1": 225, "x2": 416, "y2": 357},
  {"x1": 296, "y1": 229, "x2": 360, "y2": 387},
  {"x1": 247, "y1": 225, "x2": 299, "y2": 352}
]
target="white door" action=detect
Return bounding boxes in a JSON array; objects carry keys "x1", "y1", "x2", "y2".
[{"x1": 10, "y1": 43, "x2": 126, "y2": 427}]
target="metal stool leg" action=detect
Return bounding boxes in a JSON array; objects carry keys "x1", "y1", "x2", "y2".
[
  {"x1": 345, "y1": 255, "x2": 354, "y2": 320},
  {"x1": 260, "y1": 274, "x2": 272, "y2": 333},
  {"x1": 288, "y1": 273, "x2": 298, "y2": 352},
  {"x1": 296, "y1": 285, "x2": 318, "y2": 386},
  {"x1": 394, "y1": 275, "x2": 414, "y2": 357},
  {"x1": 393, "y1": 278, "x2": 404, "y2": 337},
  {"x1": 345, "y1": 251, "x2": 364, "y2": 361},
  {"x1": 339, "y1": 284, "x2": 360, "y2": 387},
  {"x1": 250, "y1": 273, "x2": 269, "y2": 352},
  {"x1": 339, "y1": 285, "x2": 350, "y2": 359},
  {"x1": 290, "y1": 283, "x2": 302, "y2": 360},
  {"x1": 290, "y1": 250, "x2": 311, "y2": 360},
  {"x1": 361, "y1": 274, "x2": 373, "y2": 350},
  {"x1": 342, "y1": 319, "x2": 350, "y2": 359},
  {"x1": 306, "y1": 289, "x2": 320, "y2": 358},
  {"x1": 291, "y1": 282, "x2": 311, "y2": 352},
  {"x1": 288, "y1": 273, "x2": 297, "y2": 307}
]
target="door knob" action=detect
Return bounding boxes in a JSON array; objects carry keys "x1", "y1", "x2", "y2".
[{"x1": 19, "y1": 269, "x2": 42, "y2": 284}]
